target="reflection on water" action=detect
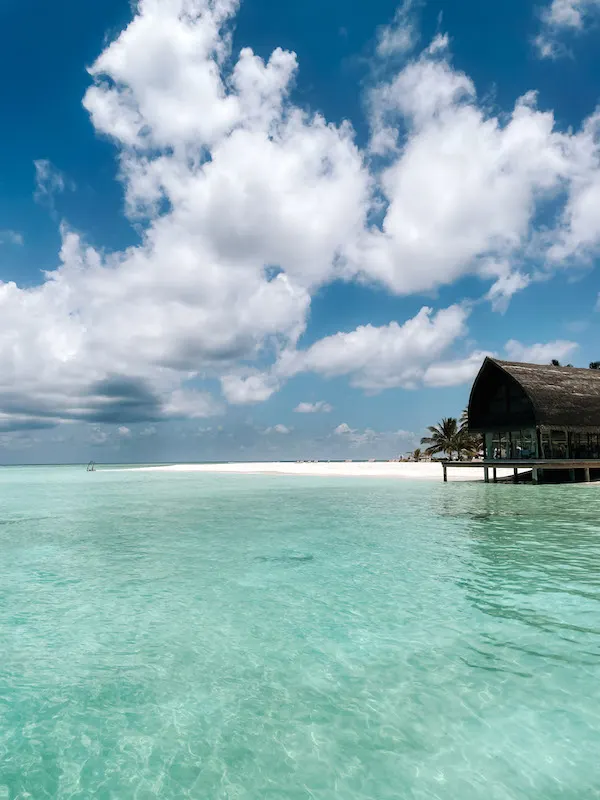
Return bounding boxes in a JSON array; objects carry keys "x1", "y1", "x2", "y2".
[{"x1": 436, "y1": 485, "x2": 600, "y2": 670}]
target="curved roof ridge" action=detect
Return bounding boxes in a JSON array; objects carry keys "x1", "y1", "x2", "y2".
[{"x1": 481, "y1": 358, "x2": 600, "y2": 431}]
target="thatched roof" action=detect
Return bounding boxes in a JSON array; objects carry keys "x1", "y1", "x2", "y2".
[{"x1": 471, "y1": 358, "x2": 600, "y2": 432}]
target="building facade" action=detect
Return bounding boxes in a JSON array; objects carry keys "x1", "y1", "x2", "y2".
[{"x1": 468, "y1": 358, "x2": 600, "y2": 461}]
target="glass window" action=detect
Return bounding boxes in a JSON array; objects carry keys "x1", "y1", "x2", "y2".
[
  {"x1": 551, "y1": 430, "x2": 568, "y2": 459},
  {"x1": 521, "y1": 431, "x2": 537, "y2": 458},
  {"x1": 541, "y1": 432, "x2": 551, "y2": 459},
  {"x1": 571, "y1": 433, "x2": 586, "y2": 459},
  {"x1": 491, "y1": 433, "x2": 505, "y2": 460}
]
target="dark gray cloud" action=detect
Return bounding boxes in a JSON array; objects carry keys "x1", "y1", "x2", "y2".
[
  {"x1": 83, "y1": 376, "x2": 163, "y2": 424},
  {"x1": 0, "y1": 376, "x2": 163, "y2": 432},
  {"x1": 0, "y1": 419, "x2": 56, "y2": 433}
]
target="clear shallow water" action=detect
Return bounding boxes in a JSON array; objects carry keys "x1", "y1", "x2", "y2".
[{"x1": 1, "y1": 468, "x2": 600, "y2": 799}]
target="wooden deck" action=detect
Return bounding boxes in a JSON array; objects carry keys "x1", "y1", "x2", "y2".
[{"x1": 441, "y1": 459, "x2": 600, "y2": 484}]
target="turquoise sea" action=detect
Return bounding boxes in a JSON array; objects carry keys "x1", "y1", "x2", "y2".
[{"x1": 1, "y1": 467, "x2": 600, "y2": 799}]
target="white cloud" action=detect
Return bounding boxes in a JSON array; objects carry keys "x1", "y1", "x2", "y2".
[
  {"x1": 546, "y1": 112, "x2": 600, "y2": 263},
  {"x1": 294, "y1": 401, "x2": 333, "y2": 413},
  {"x1": 118, "y1": 426, "x2": 132, "y2": 437},
  {"x1": 504, "y1": 339, "x2": 579, "y2": 364},
  {"x1": 423, "y1": 351, "x2": 493, "y2": 387},
  {"x1": 0, "y1": 0, "x2": 368, "y2": 430},
  {"x1": 334, "y1": 423, "x2": 354, "y2": 435},
  {"x1": 376, "y1": 0, "x2": 418, "y2": 58},
  {"x1": 282, "y1": 305, "x2": 470, "y2": 391},
  {"x1": 163, "y1": 390, "x2": 223, "y2": 419},
  {"x1": 221, "y1": 373, "x2": 281, "y2": 405},
  {"x1": 2, "y1": 2, "x2": 600, "y2": 434},
  {"x1": 264, "y1": 424, "x2": 291, "y2": 435},
  {"x1": 34, "y1": 160, "x2": 72, "y2": 213},
  {"x1": 535, "y1": 0, "x2": 600, "y2": 57},
  {"x1": 363, "y1": 40, "x2": 578, "y2": 294},
  {"x1": 421, "y1": 339, "x2": 581, "y2": 386},
  {"x1": 333, "y1": 422, "x2": 416, "y2": 449},
  {"x1": 0, "y1": 230, "x2": 24, "y2": 246},
  {"x1": 485, "y1": 269, "x2": 531, "y2": 314}
]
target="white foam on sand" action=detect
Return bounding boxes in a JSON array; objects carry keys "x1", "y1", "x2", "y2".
[{"x1": 125, "y1": 461, "x2": 531, "y2": 481}]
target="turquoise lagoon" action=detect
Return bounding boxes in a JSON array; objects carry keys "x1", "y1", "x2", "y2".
[{"x1": 1, "y1": 466, "x2": 599, "y2": 798}]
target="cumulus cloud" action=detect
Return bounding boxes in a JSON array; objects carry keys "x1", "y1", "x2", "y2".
[
  {"x1": 362, "y1": 40, "x2": 589, "y2": 295},
  {"x1": 264, "y1": 424, "x2": 291, "y2": 435},
  {"x1": 422, "y1": 339, "x2": 580, "y2": 387},
  {"x1": 333, "y1": 422, "x2": 416, "y2": 449},
  {"x1": 546, "y1": 112, "x2": 600, "y2": 262},
  {"x1": 1, "y1": 0, "x2": 600, "y2": 433},
  {"x1": 294, "y1": 401, "x2": 333, "y2": 413},
  {"x1": 0, "y1": 0, "x2": 368, "y2": 431},
  {"x1": 280, "y1": 305, "x2": 470, "y2": 391},
  {"x1": 423, "y1": 351, "x2": 493, "y2": 387},
  {"x1": 221, "y1": 373, "x2": 282, "y2": 405},
  {"x1": 504, "y1": 339, "x2": 579, "y2": 364},
  {"x1": 485, "y1": 269, "x2": 532, "y2": 313},
  {"x1": 535, "y1": 0, "x2": 600, "y2": 57}
]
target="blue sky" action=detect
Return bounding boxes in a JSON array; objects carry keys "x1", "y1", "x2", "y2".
[{"x1": 1, "y1": 0, "x2": 600, "y2": 464}]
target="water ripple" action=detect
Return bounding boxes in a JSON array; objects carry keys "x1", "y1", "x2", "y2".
[{"x1": 0, "y1": 470, "x2": 599, "y2": 797}]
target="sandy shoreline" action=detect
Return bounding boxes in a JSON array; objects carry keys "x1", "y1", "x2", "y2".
[{"x1": 124, "y1": 461, "x2": 532, "y2": 482}]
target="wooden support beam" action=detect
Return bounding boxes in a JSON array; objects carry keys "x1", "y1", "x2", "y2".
[
  {"x1": 569, "y1": 469, "x2": 575, "y2": 483},
  {"x1": 443, "y1": 463, "x2": 448, "y2": 483},
  {"x1": 493, "y1": 468, "x2": 497, "y2": 484},
  {"x1": 513, "y1": 467, "x2": 518, "y2": 484},
  {"x1": 585, "y1": 467, "x2": 591, "y2": 483},
  {"x1": 532, "y1": 467, "x2": 539, "y2": 485},
  {"x1": 484, "y1": 467, "x2": 489, "y2": 484}
]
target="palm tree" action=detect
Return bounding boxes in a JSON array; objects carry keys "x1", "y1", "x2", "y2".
[
  {"x1": 421, "y1": 418, "x2": 461, "y2": 460},
  {"x1": 458, "y1": 407, "x2": 483, "y2": 459},
  {"x1": 412, "y1": 448, "x2": 422, "y2": 462}
]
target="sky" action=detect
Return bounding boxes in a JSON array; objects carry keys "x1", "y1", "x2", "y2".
[{"x1": 1, "y1": 0, "x2": 600, "y2": 464}]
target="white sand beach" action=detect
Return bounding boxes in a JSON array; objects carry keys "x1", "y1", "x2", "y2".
[{"x1": 127, "y1": 461, "x2": 531, "y2": 481}]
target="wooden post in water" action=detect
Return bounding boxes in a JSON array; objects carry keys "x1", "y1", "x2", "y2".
[
  {"x1": 493, "y1": 468, "x2": 497, "y2": 484},
  {"x1": 532, "y1": 467, "x2": 539, "y2": 485},
  {"x1": 513, "y1": 467, "x2": 518, "y2": 484},
  {"x1": 569, "y1": 469, "x2": 576, "y2": 483},
  {"x1": 584, "y1": 467, "x2": 591, "y2": 483},
  {"x1": 443, "y1": 463, "x2": 448, "y2": 483},
  {"x1": 484, "y1": 467, "x2": 489, "y2": 484}
]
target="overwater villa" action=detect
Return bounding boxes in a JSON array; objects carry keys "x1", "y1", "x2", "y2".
[{"x1": 451, "y1": 358, "x2": 600, "y2": 483}]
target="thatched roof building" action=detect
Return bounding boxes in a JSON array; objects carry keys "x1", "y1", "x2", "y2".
[{"x1": 469, "y1": 358, "x2": 600, "y2": 434}]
